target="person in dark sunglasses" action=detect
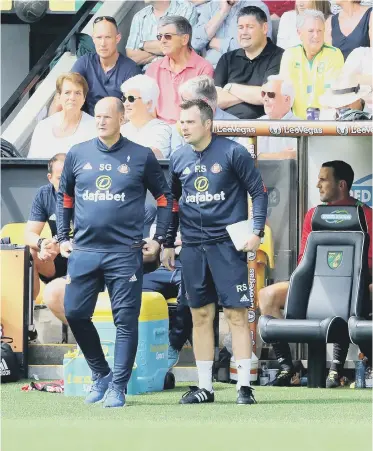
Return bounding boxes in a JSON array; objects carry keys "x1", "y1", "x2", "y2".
[
  {"x1": 120, "y1": 74, "x2": 172, "y2": 159},
  {"x1": 145, "y1": 15, "x2": 213, "y2": 124},
  {"x1": 68, "y1": 16, "x2": 141, "y2": 116},
  {"x1": 126, "y1": 0, "x2": 198, "y2": 70},
  {"x1": 255, "y1": 74, "x2": 300, "y2": 160}
]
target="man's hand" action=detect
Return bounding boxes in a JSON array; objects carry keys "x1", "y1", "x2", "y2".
[
  {"x1": 39, "y1": 238, "x2": 59, "y2": 261},
  {"x1": 220, "y1": 0, "x2": 233, "y2": 14},
  {"x1": 209, "y1": 37, "x2": 221, "y2": 51},
  {"x1": 142, "y1": 240, "x2": 160, "y2": 258},
  {"x1": 162, "y1": 248, "x2": 176, "y2": 271},
  {"x1": 60, "y1": 240, "x2": 73, "y2": 258},
  {"x1": 242, "y1": 234, "x2": 261, "y2": 253}
]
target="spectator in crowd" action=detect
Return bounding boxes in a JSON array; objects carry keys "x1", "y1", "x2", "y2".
[
  {"x1": 343, "y1": 46, "x2": 373, "y2": 111},
  {"x1": 259, "y1": 160, "x2": 372, "y2": 388},
  {"x1": 325, "y1": 0, "x2": 372, "y2": 60},
  {"x1": 28, "y1": 73, "x2": 96, "y2": 159},
  {"x1": 319, "y1": 74, "x2": 372, "y2": 119},
  {"x1": 263, "y1": 1, "x2": 295, "y2": 19},
  {"x1": 70, "y1": 16, "x2": 141, "y2": 116},
  {"x1": 120, "y1": 75, "x2": 172, "y2": 159},
  {"x1": 24, "y1": 154, "x2": 69, "y2": 320},
  {"x1": 192, "y1": 0, "x2": 272, "y2": 68},
  {"x1": 214, "y1": 6, "x2": 283, "y2": 119},
  {"x1": 189, "y1": 0, "x2": 210, "y2": 11},
  {"x1": 143, "y1": 229, "x2": 193, "y2": 369},
  {"x1": 277, "y1": 0, "x2": 332, "y2": 49},
  {"x1": 171, "y1": 75, "x2": 238, "y2": 153},
  {"x1": 255, "y1": 75, "x2": 299, "y2": 160},
  {"x1": 280, "y1": 9, "x2": 344, "y2": 119},
  {"x1": 126, "y1": 0, "x2": 198, "y2": 70},
  {"x1": 331, "y1": 0, "x2": 373, "y2": 14},
  {"x1": 146, "y1": 16, "x2": 214, "y2": 124}
]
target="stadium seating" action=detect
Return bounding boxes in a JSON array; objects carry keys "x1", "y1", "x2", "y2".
[{"x1": 259, "y1": 205, "x2": 370, "y2": 388}]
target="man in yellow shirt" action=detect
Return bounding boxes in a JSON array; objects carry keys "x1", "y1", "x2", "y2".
[{"x1": 280, "y1": 9, "x2": 344, "y2": 119}]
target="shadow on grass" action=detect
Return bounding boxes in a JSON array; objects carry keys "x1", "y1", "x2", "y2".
[{"x1": 129, "y1": 396, "x2": 373, "y2": 407}]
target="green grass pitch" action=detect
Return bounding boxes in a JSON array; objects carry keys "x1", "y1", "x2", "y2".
[{"x1": 2, "y1": 382, "x2": 372, "y2": 451}]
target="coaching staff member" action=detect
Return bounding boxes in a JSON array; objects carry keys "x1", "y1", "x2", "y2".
[
  {"x1": 162, "y1": 99, "x2": 268, "y2": 405},
  {"x1": 57, "y1": 97, "x2": 172, "y2": 408}
]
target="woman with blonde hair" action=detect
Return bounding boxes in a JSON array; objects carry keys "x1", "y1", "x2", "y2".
[
  {"x1": 325, "y1": 1, "x2": 372, "y2": 60},
  {"x1": 28, "y1": 73, "x2": 96, "y2": 158},
  {"x1": 277, "y1": 0, "x2": 332, "y2": 49}
]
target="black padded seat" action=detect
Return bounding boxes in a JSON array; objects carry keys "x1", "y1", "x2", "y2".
[{"x1": 259, "y1": 205, "x2": 370, "y2": 387}]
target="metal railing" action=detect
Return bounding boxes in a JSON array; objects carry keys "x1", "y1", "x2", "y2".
[{"x1": 0, "y1": 1, "x2": 98, "y2": 125}]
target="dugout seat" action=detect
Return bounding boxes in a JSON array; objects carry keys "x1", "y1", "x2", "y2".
[
  {"x1": 259, "y1": 205, "x2": 370, "y2": 387},
  {"x1": 348, "y1": 286, "x2": 372, "y2": 349}
]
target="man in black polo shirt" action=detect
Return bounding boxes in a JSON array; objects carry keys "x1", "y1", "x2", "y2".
[{"x1": 214, "y1": 6, "x2": 283, "y2": 119}]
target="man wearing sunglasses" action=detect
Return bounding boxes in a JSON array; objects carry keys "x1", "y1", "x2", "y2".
[
  {"x1": 71, "y1": 16, "x2": 141, "y2": 116},
  {"x1": 214, "y1": 6, "x2": 283, "y2": 119},
  {"x1": 126, "y1": 0, "x2": 198, "y2": 70},
  {"x1": 255, "y1": 75, "x2": 299, "y2": 160},
  {"x1": 146, "y1": 15, "x2": 214, "y2": 124}
]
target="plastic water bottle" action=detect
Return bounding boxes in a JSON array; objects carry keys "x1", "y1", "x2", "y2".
[
  {"x1": 365, "y1": 367, "x2": 372, "y2": 388},
  {"x1": 355, "y1": 354, "x2": 367, "y2": 388},
  {"x1": 260, "y1": 362, "x2": 269, "y2": 386}
]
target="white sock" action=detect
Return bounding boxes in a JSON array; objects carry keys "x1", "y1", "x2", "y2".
[
  {"x1": 236, "y1": 359, "x2": 251, "y2": 391},
  {"x1": 196, "y1": 360, "x2": 213, "y2": 392}
]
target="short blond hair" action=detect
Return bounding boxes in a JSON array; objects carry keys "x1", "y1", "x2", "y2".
[{"x1": 56, "y1": 72, "x2": 89, "y2": 98}]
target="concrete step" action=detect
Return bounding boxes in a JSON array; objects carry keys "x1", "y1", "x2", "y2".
[
  {"x1": 28, "y1": 364, "x2": 198, "y2": 383},
  {"x1": 28, "y1": 344, "x2": 76, "y2": 365},
  {"x1": 28, "y1": 343, "x2": 195, "y2": 366},
  {"x1": 28, "y1": 365, "x2": 63, "y2": 380}
]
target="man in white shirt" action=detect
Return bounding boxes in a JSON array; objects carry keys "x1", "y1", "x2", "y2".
[
  {"x1": 254, "y1": 75, "x2": 299, "y2": 160},
  {"x1": 120, "y1": 74, "x2": 172, "y2": 159}
]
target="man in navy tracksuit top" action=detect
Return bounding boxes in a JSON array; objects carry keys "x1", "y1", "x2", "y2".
[
  {"x1": 162, "y1": 99, "x2": 268, "y2": 405},
  {"x1": 57, "y1": 97, "x2": 172, "y2": 408}
]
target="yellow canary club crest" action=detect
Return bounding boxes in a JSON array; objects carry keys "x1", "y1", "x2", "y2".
[{"x1": 327, "y1": 251, "x2": 343, "y2": 269}]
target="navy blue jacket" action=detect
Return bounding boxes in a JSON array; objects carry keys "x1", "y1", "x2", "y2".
[
  {"x1": 57, "y1": 136, "x2": 172, "y2": 252},
  {"x1": 166, "y1": 135, "x2": 268, "y2": 246}
]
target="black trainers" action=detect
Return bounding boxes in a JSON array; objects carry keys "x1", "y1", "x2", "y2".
[
  {"x1": 179, "y1": 386, "x2": 215, "y2": 404},
  {"x1": 237, "y1": 386, "x2": 257, "y2": 405},
  {"x1": 267, "y1": 368, "x2": 295, "y2": 386},
  {"x1": 326, "y1": 370, "x2": 341, "y2": 388},
  {"x1": 28, "y1": 326, "x2": 38, "y2": 343}
]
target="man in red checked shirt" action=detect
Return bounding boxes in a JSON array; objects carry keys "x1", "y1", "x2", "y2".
[
  {"x1": 259, "y1": 160, "x2": 372, "y2": 388},
  {"x1": 263, "y1": 1, "x2": 294, "y2": 19}
]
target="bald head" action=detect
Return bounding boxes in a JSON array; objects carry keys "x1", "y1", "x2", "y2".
[
  {"x1": 95, "y1": 97, "x2": 124, "y2": 114},
  {"x1": 95, "y1": 97, "x2": 124, "y2": 142}
]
